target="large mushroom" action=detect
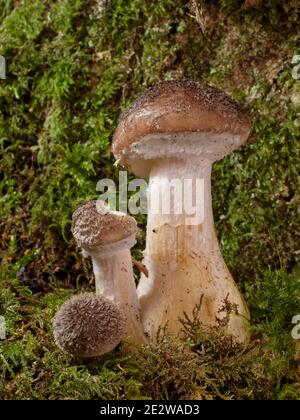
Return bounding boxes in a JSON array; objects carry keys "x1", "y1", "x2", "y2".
[
  {"x1": 71, "y1": 201, "x2": 146, "y2": 345},
  {"x1": 112, "y1": 80, "x2": 251, "y2": 345}
]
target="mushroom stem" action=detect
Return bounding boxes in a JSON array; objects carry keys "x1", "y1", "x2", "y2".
[
  {"x1": 86, "y1": 241, "x2": 146, "y2": 345},
  {"x1": 137, "y1": 155, "x2": 250, "y2": 344}
]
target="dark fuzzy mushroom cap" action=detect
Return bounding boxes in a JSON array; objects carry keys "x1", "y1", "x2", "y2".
[
  {"x1": 71, "y1": 201, "x2": 137, "y2": 248},
  {"x1": 53, "y1": 293, "x2": 126, "y2": 358},
  {"x1": 112, "y1": 80, "x2": 251, "y2": 176}
]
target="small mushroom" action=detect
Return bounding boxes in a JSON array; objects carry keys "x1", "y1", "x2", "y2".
[
  {"x1": 53, "y1": 293, "x2": 126, "y2": 357},
  {"x1": 71, "y1": 201, "x2": 146, "y2": 345},
  {"x1": 112, "y1": 80, "x2": 251, "y2": 345}
]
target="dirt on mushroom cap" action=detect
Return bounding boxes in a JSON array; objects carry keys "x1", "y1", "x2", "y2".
[
  {"x1": 71, "y1": 201, "x2": 137, "y2": 248},
  {"x1": 112, "y1": 80, "x2": 251, "y2": 161}
]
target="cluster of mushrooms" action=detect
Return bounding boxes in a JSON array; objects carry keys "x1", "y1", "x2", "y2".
[{"x1": 53, "y1": 80, "x2": 251, "y2": 357}]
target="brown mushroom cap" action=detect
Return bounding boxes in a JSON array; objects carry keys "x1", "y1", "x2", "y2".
[
  {"x1": 112, "y1": 80, "x2": 251, "y2": 177},
  {"x1": 53, "y1": 293, "x2": 126, "y2": 358},
  {"x1": 71, "y1": 201, "x2": 137, "y2": 249}
]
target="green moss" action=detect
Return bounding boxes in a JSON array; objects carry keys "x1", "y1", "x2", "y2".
[
  {"x1": 0, "y1": 285, "x2": 298, "y2": 400},
  {"x1": 0, "y1": 0, "x2": 299, "y2": 399}
]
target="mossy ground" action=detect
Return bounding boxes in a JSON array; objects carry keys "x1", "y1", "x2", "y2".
[{"x1": 0, "y1": 0, "x2": 300, "y2": 399}]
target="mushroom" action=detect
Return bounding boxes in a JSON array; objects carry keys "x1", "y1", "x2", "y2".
[
  {"x1": 53, "y1": 293, "x2": 126, "y2": 357},
  {"x1": 71, "y1": 201, "x2": 146, "y2": 345},
  {"x1": 112, "y1": 80, "x2": 251, "y2": 345}
]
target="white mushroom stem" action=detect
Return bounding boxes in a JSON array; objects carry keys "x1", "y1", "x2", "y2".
[
  {"x1": 137, "y1": 155, "x2": 250, "y2": 344},
  {"x1": 83, "y1": 235, "x2": 146, "y2": 345}
]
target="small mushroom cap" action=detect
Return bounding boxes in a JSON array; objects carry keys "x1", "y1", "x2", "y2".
[
  {"x1": 53, "y1": 293, "x2": 126, "y2": 358},
  {"x1": 71, "y1": 201, "x2": 137, "y2": 249},
  {"x1": 112, "y1": 80, "x2": 251, "y2": 177}
]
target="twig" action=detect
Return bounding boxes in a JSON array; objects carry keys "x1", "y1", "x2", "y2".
[
  {"x1": 189, "y1": 0, "x2": 206, "y2": 36},
  {"x1": 132, "y1": 258, "x2": 149, "y2": 278},
  {"x1": 242, "y1": 0, "x2": 262, "y2": 8}
]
